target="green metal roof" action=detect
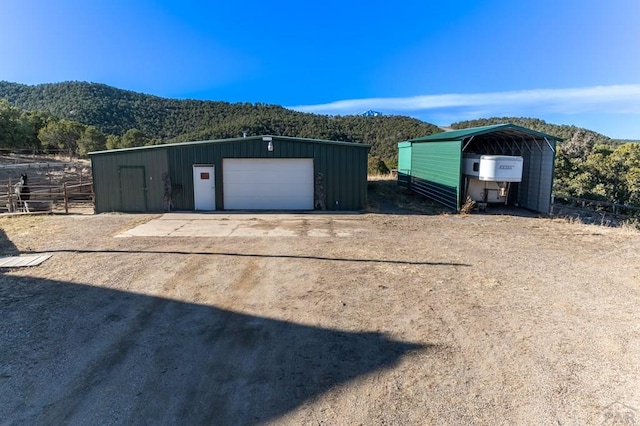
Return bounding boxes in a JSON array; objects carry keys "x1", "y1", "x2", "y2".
[
  {"x1": 408, "y1": 123, "x2": 562, "y2": 143},
  {"x1": 89, "y1": 135, "x2": 371, "y2": 156}
]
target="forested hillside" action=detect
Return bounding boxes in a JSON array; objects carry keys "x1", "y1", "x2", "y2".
[
  {"x1": 0, "y1": 81, "x2": 440, "y2": 162},
  {"x1": 1, "y1": 81, "x2": 639, "y2": 209},
  {"x1": 451, "y1": 117, "x2": 620, "y2": 145}
]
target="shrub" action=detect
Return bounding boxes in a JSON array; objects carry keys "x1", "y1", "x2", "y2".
[{"x1": 368, "y1": 156, "x2": 390, "y2": 175}]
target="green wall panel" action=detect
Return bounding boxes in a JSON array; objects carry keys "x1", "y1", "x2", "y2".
[
  {"x1": 410, "y1": 141, "x2": 462, "y2": 211},
  {"x1": 92, "y1": 149, "x2": 169, "y2": 212},
  {"x1": 398, "y1": 144, "x2": 412, "y2": 173},
  {"x1": 93, "y1": 137, "x2": 369, "y2": 212}
]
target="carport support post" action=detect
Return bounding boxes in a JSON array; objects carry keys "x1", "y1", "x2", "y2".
[{"x1": 63, "y1": 182, "x2": 68, "y2": 214}]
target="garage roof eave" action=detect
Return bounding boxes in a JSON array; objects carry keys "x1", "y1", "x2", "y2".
[
  {"x1": 89, "y1": 135, "x2": 371, "y2": 156},
  {"x1": 408, "y1": 123, "x2": 563, "y2": 143}
]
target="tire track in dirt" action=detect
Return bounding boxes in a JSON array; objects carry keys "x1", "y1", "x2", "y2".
[
  {"x1": 5, "y1": 212, "x2": 639, "y2": 424},
  {"x1": 232, "y1": 258, "x2": 260, "y2": 294}
]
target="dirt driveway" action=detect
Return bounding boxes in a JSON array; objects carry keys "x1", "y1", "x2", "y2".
[{"x1": 1, "y1": 211, "x2": 639, "y2": 424}]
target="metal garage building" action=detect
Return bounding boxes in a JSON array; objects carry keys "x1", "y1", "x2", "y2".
[
  {"x1": 90, "y1": 135, "x2": 370, "y2": 213},
  {"x1": 397, "y1": 124, "x2": 560, "y2": 213}
]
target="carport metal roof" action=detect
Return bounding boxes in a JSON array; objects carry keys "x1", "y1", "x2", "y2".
[
  {"x1": 409, "y1": 124, "x2": 562, "y2": 144},
  {"x1": 400, "y1": 123, "x2": 560, "y2": 213}
]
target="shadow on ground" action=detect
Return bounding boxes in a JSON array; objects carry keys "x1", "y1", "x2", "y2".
[
  {"x1": 367, "y1": 178, "x2": 543, "y2": 219},
  {"x1": 0, "y1": 274, "x2": 428, "y2": 425},
  {"x1": 366, "y1": 179, "x2": 447, "y2": 215},
  {"x1": 0, "y1": 228, "x2": 19, "y2": 256}
]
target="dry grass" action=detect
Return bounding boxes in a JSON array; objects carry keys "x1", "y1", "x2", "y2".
[
  {"x1": 619, "y1": 218, "x2": 640, "y2": 233},
  {"x1": 2, "y1": 211, "x2": 639, "y2": 424},
  {"x1": 366, "y1": 174, "x2": 445, "y2": 214},
  {"x1": 551, "y1": 209, "x2": 640, "y2": 233},
  {"x1": 371, "y1": 173, "x2": 640, "y2": 232},
  {"x1": 0, "y1": 215, "x2": 47, "y2": 232},
  {"x1": 367, "y1": 173, "x2": 396, "y2": 181}
]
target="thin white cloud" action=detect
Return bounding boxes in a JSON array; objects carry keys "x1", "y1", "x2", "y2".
[{"x1": 287, "y1": 85, "x2": 640, "y2": 119}]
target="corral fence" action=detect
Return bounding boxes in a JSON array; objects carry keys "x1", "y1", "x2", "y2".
[
  {"x1": 551, "y1": 194, "x2": 640, "y2": 226},
  {"x1": 0, "y1": 175, "x2": 94, "y2": 214}
]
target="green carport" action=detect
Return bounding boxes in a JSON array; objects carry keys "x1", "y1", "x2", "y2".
[{"x1": 397, "y1": 124, "x2": 561, "y2": 214}]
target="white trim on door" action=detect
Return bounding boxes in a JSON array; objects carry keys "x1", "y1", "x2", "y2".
[{"x1": 193, "y1": 165, "x2": 216, "y2": 210}]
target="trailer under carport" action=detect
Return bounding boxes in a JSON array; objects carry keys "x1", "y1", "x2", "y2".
[{"x1": 397, "y1": 124, "x2": 560, "y2": 213}]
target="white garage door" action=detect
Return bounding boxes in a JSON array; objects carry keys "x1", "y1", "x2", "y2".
[{"x1": 223, "y1": 158, "x2": 314, "y2": 210}]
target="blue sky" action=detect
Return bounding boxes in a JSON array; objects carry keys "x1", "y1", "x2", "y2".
[{"x1": 1, "y1": 0, "x2": 639, "y2": 139}]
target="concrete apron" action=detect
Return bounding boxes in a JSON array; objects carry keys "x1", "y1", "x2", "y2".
[{"x1": 116, "y1": 213, "x2": 363, "y2": 238}]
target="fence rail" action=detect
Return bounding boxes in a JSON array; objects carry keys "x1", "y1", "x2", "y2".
[
  {"x1": 551, "y1": 194, "x2": 640, "y2": 226},
  {"x1": 553, "y1": 194, "x2": 640, "y2": 215},
  {"x1": 1, "y1": 180, "x2": 93, "y2": 214}
]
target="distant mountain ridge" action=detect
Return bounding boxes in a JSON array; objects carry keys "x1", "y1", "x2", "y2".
[
  {"x1": 0, "y1": 81, "x2": 632, "y2": 164},
  {"x1": 0, "y1": 81, "x2": 441, "y2": 161}
]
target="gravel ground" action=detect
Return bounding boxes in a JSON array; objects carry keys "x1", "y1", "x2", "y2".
[{"x1": 1, "y1": 208, "x2": 639, "y2": 425}]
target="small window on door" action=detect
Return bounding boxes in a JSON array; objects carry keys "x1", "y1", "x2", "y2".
[
  {"x1": 200, "y1": 172, "x2": 210, "y2": 179},
  {"x1": 473, "y1": 162, "x2": 479, "y2": 172}
]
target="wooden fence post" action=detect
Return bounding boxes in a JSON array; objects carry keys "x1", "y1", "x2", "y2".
[
  {"x1": 7, "y1": 179, "x2": 13, "y2": 213},
  {"x1": 63, "y1": 182, "x2": 68, "y2": 214}
]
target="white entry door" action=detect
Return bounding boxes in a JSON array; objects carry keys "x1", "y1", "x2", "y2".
[
  {"x1": 193, "y1": 165, "x2": 216, "y2": 210},
  {"x1": 223, "y1": 158, "x2": 314, "y2": 210}
]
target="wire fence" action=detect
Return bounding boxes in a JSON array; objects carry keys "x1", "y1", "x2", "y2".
[{"x1": 551, "y1": 194, "x2": 640, "y2": 226}]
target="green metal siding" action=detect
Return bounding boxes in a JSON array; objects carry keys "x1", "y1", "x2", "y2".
[
  {"x1": 398, "y1": 144, "x2": 412, "y2": 173},
  {"x1": 410, "y1": 141, "x2": 462, "y2": 210},
  {"x1": 163, "y1": 137, "x2": 369, "y2": 211},
  {"x1": 92, "y1": 137, "x2": 369, "y2": 212},
  {"x1": 119, "y1": 166, "x2": 147, "y2": 211},
  {"x1": 397, "y1": 142, "x2": 412, "y2": 188},
  {"x1": 403, "y1": 124, "x2": 558, "y2": 214},
  {"x1": 313, "y1": 140, "x2": 368, "y2": 211},
  {"x1": 91, "y1": 149, "x2": 169, "y2": 212}
]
